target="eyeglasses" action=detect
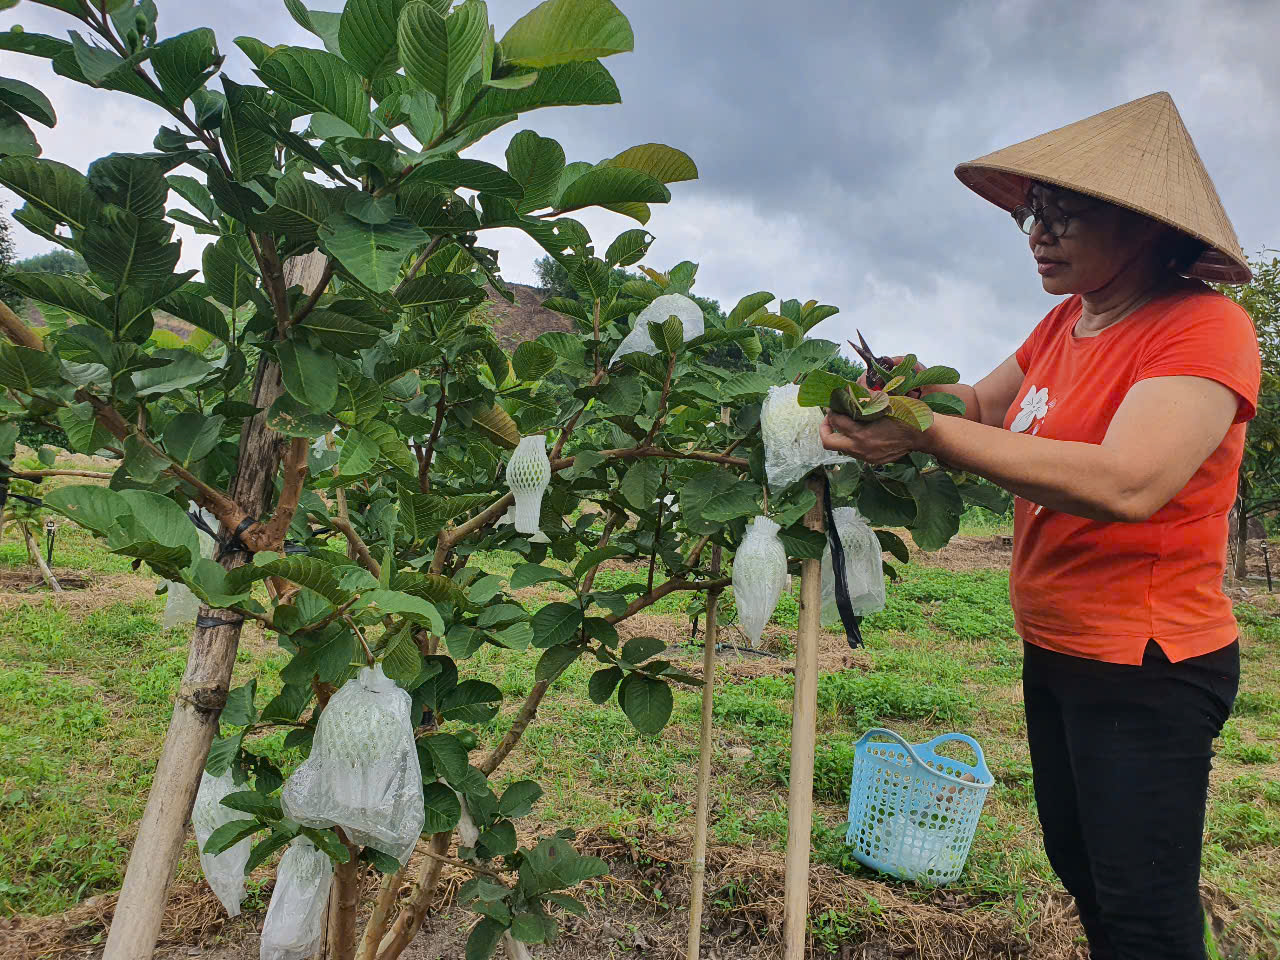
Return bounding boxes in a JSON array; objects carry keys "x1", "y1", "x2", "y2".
[{"x1": 1011, "y1": 199, "x2": 1096, "y2": 238}]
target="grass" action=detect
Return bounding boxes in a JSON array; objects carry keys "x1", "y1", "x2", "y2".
[{"x1": 1, "y1": 506, "x2": 1278, "y2": 954}]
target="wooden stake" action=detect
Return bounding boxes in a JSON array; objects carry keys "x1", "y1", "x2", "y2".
[
  {"x1": 686, "y1": 547, "x2": 723, "y2": 960},
  {"x1": 782, "y1": 476, "x2": 824, "y2": 958}
]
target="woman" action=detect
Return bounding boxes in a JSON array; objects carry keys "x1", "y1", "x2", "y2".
[{"x1": 821, "y1": 92, "x2": 1259, "y2": 960}]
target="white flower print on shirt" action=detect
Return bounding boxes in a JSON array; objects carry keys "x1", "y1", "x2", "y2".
[{"x1": 1010, "y1": 385, "x2": 1049, "y2": 434}]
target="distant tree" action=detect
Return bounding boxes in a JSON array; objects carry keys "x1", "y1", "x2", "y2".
[
  {"x1": 15, "y1": 248, "x2": 88, "y2": 275},
  {"x1": 533, "y1": 253, "x2": 634, "y2": 299},
  {"x1": 533, "y1": 253, "x2": 575, "y2": 298}
]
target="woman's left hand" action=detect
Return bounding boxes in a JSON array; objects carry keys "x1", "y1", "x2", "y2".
[{"x1": 820, "y1": 413, "x2": 928, "y2": 465}]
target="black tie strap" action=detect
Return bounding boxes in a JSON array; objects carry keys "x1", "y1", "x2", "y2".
[{"x1": 822, "y1": 472, "x2": 864, "y2": 650}]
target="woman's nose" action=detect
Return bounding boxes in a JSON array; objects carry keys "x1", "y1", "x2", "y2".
[{"x1": 1028, "y1": 219, "x2": 1056, "y2": 251}]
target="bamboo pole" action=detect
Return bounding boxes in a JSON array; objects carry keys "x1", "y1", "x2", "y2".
[
  {"x1": 685, "y1": 546, "x2": 722, "y2": 960},
  {"x1": 782, "y1": 476, "x2": 824, "y2": 958}
]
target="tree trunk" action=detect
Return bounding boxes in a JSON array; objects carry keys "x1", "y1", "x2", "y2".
[
  {"x1": 354, "y1": 870, "x2": 402, "y2": 960},
  {"x1": 325, "y1": 835, "x2": 362, "y2": 960},
  {"x1": 1235, "y1": 494, "x2": 1250, "y2": 582},
  {"x1": 102, "y1": 251, "x2": 328, "y2": 960},
  {"x1": 374, "y1": 833, "x2": 450, "y2": 960}
]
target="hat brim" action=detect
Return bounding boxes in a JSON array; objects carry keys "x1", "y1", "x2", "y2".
[{"x1": 955, "y1": 161, "x2": 1252, "y2": 285}]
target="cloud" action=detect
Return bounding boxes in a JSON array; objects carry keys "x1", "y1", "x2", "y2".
[{"x1": 3, "y1": 0, "x2": 1274, "y2": 384}]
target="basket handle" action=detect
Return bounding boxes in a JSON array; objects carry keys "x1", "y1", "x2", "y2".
[
  {"x1": 856, "y1": 728, "x2": 992, "y2": 787},
  {"x1": 854, "y1": 727, "x2": 917, "y2": 754},
  {"x1": 918, "y1": 732, "x2": 993, "y2": 784}
]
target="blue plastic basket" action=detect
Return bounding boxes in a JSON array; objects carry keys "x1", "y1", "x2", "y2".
[{"x1": 845, "y1": 728, "x2": 994, "y2": 884}]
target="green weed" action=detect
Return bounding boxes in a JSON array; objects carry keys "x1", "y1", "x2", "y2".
[
  {"x1": 1233, "y1": 691, "x2": 1280, "y2": 720},
  {"x1": 817, "y1": 671, "x2": 973, "y2": 729},
  {"x1": 1206, "y1": 802, "x2": 1280, "y2": 851},
  {"x1": 1223, "y1": 742, "x2": 1276, "y2": 764}
]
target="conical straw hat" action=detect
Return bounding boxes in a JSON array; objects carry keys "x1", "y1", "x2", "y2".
[{"x1": 955, "y1": 92, "x2": 1251, "y2": 284}]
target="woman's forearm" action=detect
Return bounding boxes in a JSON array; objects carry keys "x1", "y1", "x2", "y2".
[{"x1": 920, "y1": 416, "x2": 1146, "y2": 523}]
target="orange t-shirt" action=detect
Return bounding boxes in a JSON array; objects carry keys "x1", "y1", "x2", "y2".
[{"x1": 1006, "y1": 279, "x2": 1260, "y2": 665}]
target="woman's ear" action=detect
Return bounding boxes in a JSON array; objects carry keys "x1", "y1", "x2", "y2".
[{"x1": 1159, "y1": 226, "x2": 1208, "y2": 273}]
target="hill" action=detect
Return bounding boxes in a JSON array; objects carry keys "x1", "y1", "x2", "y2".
[{"x1": 482, "y1": 282, "x2": 575, "y2": 349}]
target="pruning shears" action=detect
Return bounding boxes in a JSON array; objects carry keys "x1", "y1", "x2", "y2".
[
  {"x1": 849, "y1": 330, "x2": 923, "y2": 398},
  {"x1": 850, "y1": 329, "x2": 897, "y2": 391}
]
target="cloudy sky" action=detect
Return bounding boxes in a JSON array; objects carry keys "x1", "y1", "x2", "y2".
[{"x1": 3, "y1": 0, "x2": 1277, "y2": 379}]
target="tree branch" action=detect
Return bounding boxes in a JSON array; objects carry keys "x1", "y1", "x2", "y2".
[
  {"x1": 354, "y1": 869, "x2": 402, "y2": 960},
  {"x1": 418, "y1": 359, "x2": 448, "y2": 494},
  {"x1": 549, "y1": 369, "x2": 605, "y2": 461},
  {"x1": 429, "y1": 442, "x2": 745, "y2": 575},
  {"x1": 593, "y1": 298, "x2": 601, "y2": 376},
  {"x1": 76, "y1": 390, "x2": 249, "y2": 529},
  {"x1": 3, "y1": 469, "x2": 113, "y2": 481},
  {"x1": 641, "y1": 352, "x2": 678, "y2": 447},
  {"x1": 480, "y1": 678, "x2": 548, "y2": 776},
  {"x1": 257, "y1": 240, "x2": 293, "y2": 337},
  {"x1": 329, "y1": 515, "x2": 381, "y2": 578},
  {"x1": 416, "y1": 846, "x2": 505, "y2": 880},
  {"x1": 431, "y1": 492, "x2": 514, "y2": 574},
  {"x1": 83, "y1": 5, "x2": 235, "y2": 178},
  {"x1": 295, "y1": 595, "x2": 360, "y2": 636},
  {"x1": 393, "y1": 236, "x2": 447, "y2": 299},
  {"x1": 289, "y1": 258, "x2": 336, "y2": 325},
  {"x1": 683, "y1": 534, "x2": 714, "y2": 570},
  {"x1": 605, "y1": 577, "x2": 732, "y2": 624},
  {"x1": 480, "y1": 574, "x2": 729, "y2": 777},
  {"x1": 253, "y1": 437, "x2": 309, "y2": 552},
  {"x1": 0, "y1": 300, "x2": 44, "y2": 350},
  {"x1": 326, "y1": 828, "x2": 362, "y2": 960},
  {"x1": 552, "y1": 446, "x2": 749, "y2": 472},
  {"x1": 374, "y1": 831, "x2": 451, "y2": 960},
  {"x1": 580, "y1": 511, "x2": 623, "y2": 595}
]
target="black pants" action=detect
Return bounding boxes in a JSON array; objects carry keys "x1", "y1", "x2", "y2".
[{"x1": 1022, "y1": 639, "x2": 1239, "y2": 960}]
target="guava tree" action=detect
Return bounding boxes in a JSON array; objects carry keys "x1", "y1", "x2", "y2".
[{"x1": 0, "y1": 2, "x2": 986, "y2": 958}]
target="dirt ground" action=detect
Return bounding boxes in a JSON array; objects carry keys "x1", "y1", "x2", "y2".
[{"x1": 0, "y1": 567, "x2": 154, "y2": 611}]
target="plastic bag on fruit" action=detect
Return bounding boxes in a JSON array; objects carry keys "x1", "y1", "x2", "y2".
[
  {"x1": 761, "y1": 384, "x2": 852, "y2": 489},
  {"x1": 191, "y1": 769, "x2": 254, "y2": 917},
  {"x1": 608, "y1": 293, "x2": 705, "y2": 365},
  {"x1": 160, "y1": 504, "x2": 218, "y2": 629},
  {"x1": 280, "y1": 664, "x2": 425, "y2": 865},
  {"x1": 259, "y1": 837, "x2": 334, "y2": 960},
  {"x1": 821, "y1": 507, "x2": 886, "y2": 626},
  {"x1": 732, "y1": 516, "x2": 789, "y2": 649},
  {"x1": 507, "y1": 435, "x2": 551, "y2": 535}
]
